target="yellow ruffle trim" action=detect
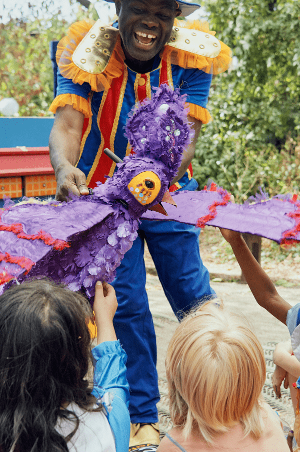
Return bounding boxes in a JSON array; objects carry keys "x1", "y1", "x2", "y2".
[
  {"x1": 49, "y1": 93, "x2": 92, "y2": 117},
  {"x1": 162, "y1": 19, "x2": 232, "y2": 75},
  {"x1": 56, "y1": 20, "x2": 125, "y2": 92},
  {"x1": 187, "y1": 103, "x2": 212, "y2": 124}
]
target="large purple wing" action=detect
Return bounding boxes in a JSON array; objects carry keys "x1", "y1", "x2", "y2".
[
  {"x1": 142, "y1": 187, "x2": 300, "y2": 244},
  {"x1": 0, "y1": 197, "x2": 121, "y2": 295}
]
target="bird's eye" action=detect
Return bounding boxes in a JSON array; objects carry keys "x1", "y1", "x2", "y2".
[
  {"x1": 145, "y1": 179, "x2": 155, "y2": 189},
  {"x1": 127, "y1": 171, "x2": 161, "y2": 205}
]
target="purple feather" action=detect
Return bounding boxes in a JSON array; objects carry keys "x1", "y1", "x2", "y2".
[{"x1": 125, "y1": 84, "x2": 194, "y2": 181}]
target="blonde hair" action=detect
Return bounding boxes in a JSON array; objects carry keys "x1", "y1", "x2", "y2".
[{"x1": 166, "y1": 302, "x2": 266, "y2": 444}]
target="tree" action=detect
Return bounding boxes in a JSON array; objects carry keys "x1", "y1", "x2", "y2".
[
  {"x1": 193, "y1": 0, "x2": 300, "y2": 200},
  {"x1": 0, "y1": 1, "x2": 94, "y2": 117}
]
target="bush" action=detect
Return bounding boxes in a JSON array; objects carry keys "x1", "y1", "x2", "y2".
[
  {"x1": 0, "y1": 1, "x2": 84, "y2": 116},
  {"x1": 193, "y1": 0, "x2": 300, "y2": 200}
]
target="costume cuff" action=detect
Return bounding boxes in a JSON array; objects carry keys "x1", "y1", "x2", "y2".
[
  {"x1": 187, "y1": 103, "x2": 212, "y2": 124},
  {"x1": 92, "y1": 340, "x2": 125, "y2": 360},
  {"x1": 49, "y1": 93, "x2": 92, "y2": 117}
]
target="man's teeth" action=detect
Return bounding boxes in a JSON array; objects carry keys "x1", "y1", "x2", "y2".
[{"x1": 136, "y1": 31, "x2": 156, "y2": 39}]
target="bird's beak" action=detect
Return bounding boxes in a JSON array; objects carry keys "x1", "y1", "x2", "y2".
[
  {"x1": 161, "y1": 190, "x2": 177, "y2": 206},
  {"x1": 149, "y1": 202, "x2": 168, "y2": 216},
  {"x1": 149, "y1": 190, "x2": 177, "y2": 216}
]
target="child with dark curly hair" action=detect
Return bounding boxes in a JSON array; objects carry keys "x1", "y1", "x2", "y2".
[{"x1": 0, "y1": 279, "x2": 130, "y2": 452}]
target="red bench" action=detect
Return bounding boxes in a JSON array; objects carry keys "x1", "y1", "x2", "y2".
[{"x1": 0, "y1": 147, "x2": 56, "y2": 200}]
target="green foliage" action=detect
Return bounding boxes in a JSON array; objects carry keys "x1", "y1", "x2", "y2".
[
  {"x1": 0, "y1": 1, "x2": 89, "y2": 116},
  {"x1": 201, "y1": 227, "x2": 300, "y2": 283},
  {"x1": 193, "y1": 0, "x2": 300, "y2": 200}
]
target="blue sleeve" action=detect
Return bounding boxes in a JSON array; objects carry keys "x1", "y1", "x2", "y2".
[
  {"x1": 178, "y1": 68, "x2": 213, "y2": 108},
  {"x1": 56, "y1": 67, "x2": 91, "y2": 99},
  {"x1": 286, "y1": 303, "x2": 300, "y2": 335},
  {"x1": 92, "y1": 340, "x2": 130, "y2": 452}
]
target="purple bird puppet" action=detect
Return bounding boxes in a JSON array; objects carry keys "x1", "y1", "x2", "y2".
[
  {"x1": 0, "y1": 85, "x2": 193, "y2": 298},
  {"x1": 1, "y1": 84, "x2": 300, "y2": 299}
]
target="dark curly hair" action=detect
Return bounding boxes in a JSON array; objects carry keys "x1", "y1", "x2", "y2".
[{"x1": 0, "y1": 279, "x2": 101, "y2": 452}]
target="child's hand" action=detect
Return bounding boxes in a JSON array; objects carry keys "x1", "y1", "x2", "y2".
[
  {"x1": 94, "y1": 281, "x2": 118, "y2": 323},
  {"x1": 218, "y1": 195, "x2": 241, "y2": 244},
  {"x1": 94, "y1": 281, "x2": 118, "y2": 344},
  {"x1": 272, "y1": 365, "x2": 288, "y2": 398},
  {"x1": 219, "y1": 228, "x2": 242, "y2": 244}
]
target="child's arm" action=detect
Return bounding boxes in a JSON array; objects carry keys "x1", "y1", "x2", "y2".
[
  {"x1": 273, "y1": 340, "x2": 300, "y2": 378},
  {"x1": 92, "y1": 282, "x2": 130, "y2": 452},
  {"x1": 219, "y1": 229, "x2": 291, "y2": 324},
  {"x1": 272, "y1": 340, "x2": 300, "y2": 406}
]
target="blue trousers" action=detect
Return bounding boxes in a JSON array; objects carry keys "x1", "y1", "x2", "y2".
[{"x1": 112, "y1": 215, "x2": 215, "y2": 423}]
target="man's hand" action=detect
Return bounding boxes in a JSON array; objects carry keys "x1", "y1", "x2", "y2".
[
  {"x1": 49, "y1": 105, "x2": 86, "y2": 201},
  {"x1": 94, "y1": 281, "x2": 118, "y2": 344},
  {"x1": 272, "y1": 364, "x2": 289, "y2": 398},
  {"x1": 55, "y1": 162, "x2": 89, "y2": 201}
]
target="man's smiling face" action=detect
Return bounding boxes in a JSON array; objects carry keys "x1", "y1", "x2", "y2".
[{"x1": 115, "y1": 0, "x2": 180, "y2": 66}]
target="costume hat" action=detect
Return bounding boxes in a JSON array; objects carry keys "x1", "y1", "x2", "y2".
[{"x1": 103, "y1": 0, "x2": 201, "y2": 17}]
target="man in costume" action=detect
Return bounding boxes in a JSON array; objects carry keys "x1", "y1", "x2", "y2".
[{"x1": 49, "y1": 0, "x2": 231, "y2": 449}]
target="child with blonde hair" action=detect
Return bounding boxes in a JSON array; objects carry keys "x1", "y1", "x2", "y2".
[{"x1": 158, "y1": 301, "x2": 290, "y2": 451}]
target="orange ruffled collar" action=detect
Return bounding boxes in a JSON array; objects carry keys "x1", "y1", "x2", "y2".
[{"x1": 56, "y1": 19, "x2": 232, "y2": 92}]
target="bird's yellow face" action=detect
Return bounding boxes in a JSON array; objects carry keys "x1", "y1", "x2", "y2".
[{"x1": 127, "y1": 171, "x2": 161, "y2": 205}]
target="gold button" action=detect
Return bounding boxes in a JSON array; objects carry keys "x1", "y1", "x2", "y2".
[
  {"x1": 90, "y1": 34, "x2": 96, "y2": 39},
  {"x1": 80, "y1": 59, "x2": 86, "y2": 64},
  {"x1": 199, "y1": 44, "x2": 205, "y2": 49},
  {"x1": 104, "y1": 33, "x2": 110, "y2": 39},
  {"x1": 174, "y1": 27, "x2": 179, "y2": 31},
  {"x1": 213, "y1": 42, "x2": 219, "y2": 47},
  {"x1": 205, "y1": 34, "x2": 210, "y2": 38},
  {"x1": 170, "y1": 36, "x2": 176, "y2": 42},
  {"x1": 86, "y1": 48, "x2": 91, "y2": 53},
  {"x1": 103, "y1": 49, "x2": 110, "y2": 55},
  {"x1": 138, "y1": 78, "x2": 146, "y2": 86},
  {"x1": 191, "y1": 32, "x2": 196, "y2": 36},
  {"x1": 100, "y1": 26, "x2": 105, "y2": 31},
  {"x1": 95, "y1": 60, "x2": 101, "y2": 65},
  {"x1": 185, "y1": 39, "x2": 190, "y2": 44}
]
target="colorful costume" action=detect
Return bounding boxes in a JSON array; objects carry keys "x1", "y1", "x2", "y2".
[
  {"x1": 56, "y1": 340, "x2": 130, "y2": 452},
  {"x1": 50, "y1": 19, "x2": 231, "y2": 423}
]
